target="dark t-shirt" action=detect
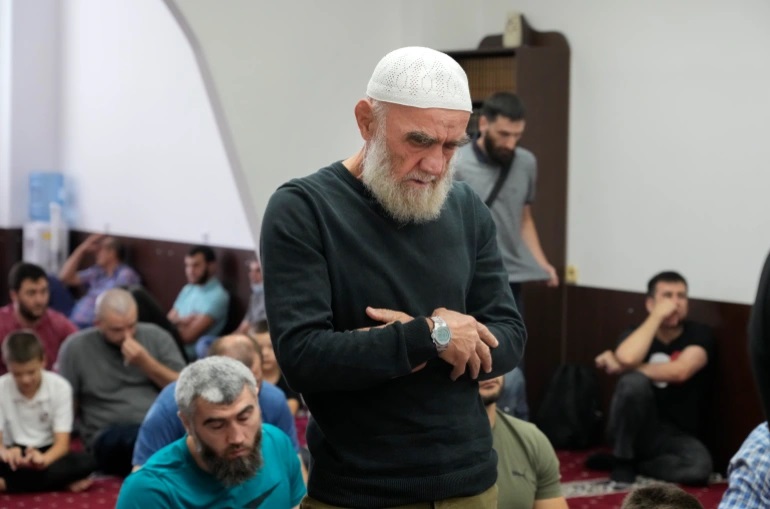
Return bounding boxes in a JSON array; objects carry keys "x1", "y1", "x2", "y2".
[{"x1": 622, "y1": 320, "x2": 715, "y2": 436}]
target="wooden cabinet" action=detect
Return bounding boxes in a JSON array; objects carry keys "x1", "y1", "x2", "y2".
[{"x1": 446, "y1": 19, "x2": 570, "y2": 415}]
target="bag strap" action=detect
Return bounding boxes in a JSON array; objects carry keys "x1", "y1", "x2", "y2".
[{"x1": 485, "y1": 164, "x2": 511, "y2": 207}]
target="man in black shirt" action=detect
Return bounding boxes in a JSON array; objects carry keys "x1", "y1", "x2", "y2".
[
  {"x1": 594, "y1": 271, "x2": 714, "y2": 485},
  {"x1": 261, "y1": 46, "x2": 526, "y2": 508}
]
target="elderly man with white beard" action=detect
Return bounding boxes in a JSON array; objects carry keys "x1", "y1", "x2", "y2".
[
  {"x1": 116, "y1": 356, "x2": 305, "y2": 508},
  {"x1": 260, "y1": 46, "x2": 526, "y2": 508}
]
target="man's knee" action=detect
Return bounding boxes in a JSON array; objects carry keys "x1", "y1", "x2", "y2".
[{"x1": 614, "y1": 371, "x2": 654, "y2": 401}]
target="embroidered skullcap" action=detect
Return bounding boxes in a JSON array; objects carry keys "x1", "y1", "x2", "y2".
[{"x1": 366, "y1": 46, "x2": 472, "y2": 112}]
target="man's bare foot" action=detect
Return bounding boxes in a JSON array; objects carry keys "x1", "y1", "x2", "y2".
[
  {"x1": 67, "y1": 477, "x2": 93, "y2": 492},
  {"x1": 0, "y1": 477, "x2": 6, "y2": 492}
]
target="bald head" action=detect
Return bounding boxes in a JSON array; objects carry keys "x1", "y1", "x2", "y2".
[
  {"x1": 207, "y1": 334, "x2": 262, "y2": 380},
  {"x1": 95, "y1": 288, "x2": 137, "y2": 320}
]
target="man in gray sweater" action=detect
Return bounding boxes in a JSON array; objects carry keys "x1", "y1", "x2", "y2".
[{"x1": 58, "y1": 288, "x2": 185, "y2": 476}]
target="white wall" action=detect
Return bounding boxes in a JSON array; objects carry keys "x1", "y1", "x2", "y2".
[
  {"x1": 0, "y1": 0, "x2": 61, "y2": 227},
  {"x1": 6, "y1": 0, "x2": 768, "y2": 303},
  {"x1": 406, "y1": 0, "x2": 770, "y2": 303}
]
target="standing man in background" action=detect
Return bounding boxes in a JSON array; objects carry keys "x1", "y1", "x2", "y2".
[{"x1": 455, "y1": 92, "x2": 559, "y2": 420}]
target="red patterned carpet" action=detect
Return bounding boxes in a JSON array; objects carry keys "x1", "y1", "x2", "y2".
[
  {"x1": 558, "y1": 449, "x2": 728, "y2": 509},
  {"x1": 0, "y1": 476, "x2": 121, "y2": 509},
  {"x1": 0, "y1": 448, "x2": 727, "y2": 508}
]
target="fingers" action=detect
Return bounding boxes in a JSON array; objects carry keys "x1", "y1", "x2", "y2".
[
  {"x1": 476, "y1": 323, "x2": 499, "y2": 348},
  {"x1": 466, "y1": 350, "x2": 481, "y2": 379},
  {"x1": 450, "y1": 362, "x2": 466, "y2": 381},
  {"x1": 365, "y1": 306, "x2": 413, "y2": 324},
  {"x1": 476, "y1": 340, "x2": 493, "y2": 374}
]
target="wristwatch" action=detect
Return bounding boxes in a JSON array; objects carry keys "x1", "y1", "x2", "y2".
[{"x1": 430, "y1": 316, "x2": 452, "y2": 353}]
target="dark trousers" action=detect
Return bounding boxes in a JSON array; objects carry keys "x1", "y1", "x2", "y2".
[
  {"x1": 92, "y1": 423, "x2": 140, "y2": 477},
  {"x1": 0, "y1": 444, "x2": 96, "y2": 493},
  {"x1": 608, "y1": 371, "x2": 712, "y2": 485}
]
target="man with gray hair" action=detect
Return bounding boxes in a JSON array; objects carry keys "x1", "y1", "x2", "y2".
[
  {"x1": 261, "y1": 46, "x2": 526, "y2": 507},
  {"x1": 58, "y1": 288, "x2": 185, "y2": 477},
  {"x1": 117, "y1": 356, "x2": 305, "y2": 508}
]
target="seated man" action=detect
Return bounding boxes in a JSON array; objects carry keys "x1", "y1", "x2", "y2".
[
  {"x1": 479, "y1": 375, "x2": 567, "y2": 509},
  {"x1": 0, "y1": 331, "x2": 96, "y2": 493},
  {"x1": 117, "y1": 356, "x2": 305, "y2": 508},
  {"x1": 236, "y1": 259, "x2": 266, "y2": 334},
  {"x1": 58, "y1": 289, "x2": 185, "y2": 476},
  {"x1": 594, "y1": 271, "x2": 714, "y2": 485},
  {"x1": 167, "y1": 245, "x2": 229, "y2": 359},
  {"x1": 132, "y1": 333, "x2": 300, "y2": 468},
  {"x1": 0, "y1": 262, "x2": 77, "y2": 374},
  {"x1": 58, "y1": 234, "x2": 141, "y2": 328},
  {"x1": 255, "y1": 328, "x2": 302, "y2": 416}
]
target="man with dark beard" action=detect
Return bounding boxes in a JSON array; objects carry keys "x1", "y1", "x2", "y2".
[
  {"x1": 0, "y1": 262, "x2": 77, "y2": 374},
  {"x1": 455, "y1": 92, "x2": 558, "y2": 424},
  {"x1": 479, "y1": 376, "x2": 566, "y2": 509},
  {"x1": 593, "y1": 271, "x2": 715, "y2": 485},
  {"x1": 168, "y1": 245, "x2": 230, "y2": 359},
  {"x1": 261, "y1": 46, "x2": 526, "y2": 508},
  {"x1": 116, "y1": 356, "x2": 305, "y2": 508}
]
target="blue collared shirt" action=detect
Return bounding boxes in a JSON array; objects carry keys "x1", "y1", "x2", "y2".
[{"x1": 720, "y1": 422, "x2": 770, "y2": 508}]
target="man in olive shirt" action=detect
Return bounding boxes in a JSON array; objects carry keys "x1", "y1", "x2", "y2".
[{"x1": 480, "y1": 376, "x2": 567, "y2": 509}]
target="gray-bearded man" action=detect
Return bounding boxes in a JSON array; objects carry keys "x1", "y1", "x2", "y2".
[
  {"x1": 116, "y1": 356, "x2": 305, "y2": 508},
  {"x1": 261, "y1": 46, "x2": 526, "y2": 508}
]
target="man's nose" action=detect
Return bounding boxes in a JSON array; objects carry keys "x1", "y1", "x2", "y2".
[{"x1": 419, "y1": 145, "x2": 445, "y2": 175}]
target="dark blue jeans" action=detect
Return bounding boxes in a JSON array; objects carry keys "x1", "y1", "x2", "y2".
[
  {"x1": 92, "y1": 423, "x2": 141, "y2": 477},
  {"x1": 608, "y1": 371, "x2": 712, "y2": 485}
]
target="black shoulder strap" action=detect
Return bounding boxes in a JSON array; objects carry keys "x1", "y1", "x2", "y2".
[{"x1": 484, "y1": 165, "x2": 511, "y2": 207}]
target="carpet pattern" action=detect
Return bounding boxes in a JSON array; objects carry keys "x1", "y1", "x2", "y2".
[
  {"x1": 557, "y1": 449, "x2": 728, "y2": 509},
  {"x1": 0, "y1": 448, "x2": 728, "y2": 508}
]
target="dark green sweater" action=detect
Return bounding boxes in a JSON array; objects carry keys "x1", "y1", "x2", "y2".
[{"x1": 261, "y1": 162, "x2": 526, "y2": 507}]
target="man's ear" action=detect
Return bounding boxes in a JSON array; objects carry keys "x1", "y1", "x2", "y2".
[
  {"x1": 354, "y1": 99, "x2": 376, "y2": 141},
  {"x1": 178, "y1": 411, "x2": 193, "y2": 436},
  {"x1": 477, "y1": 115, "x2": 489, "y2": 136},
  {"x1": 9, "y1": 290, "x2": 17, "y2": 304}
]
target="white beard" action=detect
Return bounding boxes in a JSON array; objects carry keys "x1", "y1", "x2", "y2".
[{"x1": 361, "y1": 127, "x2": 455, "y2": 224}]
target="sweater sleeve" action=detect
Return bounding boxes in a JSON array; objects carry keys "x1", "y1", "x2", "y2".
[
  {"x1": 261, "y1": 185, "x2": 437, "y2": 394},
  {"x1": 466, "y1": 193, "x2": 527, "y2": 380}
]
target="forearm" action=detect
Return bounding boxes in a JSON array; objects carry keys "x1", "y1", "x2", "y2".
[
  {"x1": 58, "y1": 247, "x2": 88, "y2": 284},
  {"x1": 477, "y1": 317, "x2": 526, "y2": 380},
  {"x1": 615, "y1": 315, "x2": 661, "y2": 366},
  {"x1": 637, "y1": 361, "x2": 688, "y2": 383},
  {"x1": 520, "y1": 216, "x2": 551, "y2": 268},
  {"x1": 137, "y1": 357, "x2": 179, "y2": 388},
  {"x1": 42, "y1": 435, "x2": 70, "y2": 465},
  {"x1": 274, "y1": 318, "x2": 436, "y2": 394}
]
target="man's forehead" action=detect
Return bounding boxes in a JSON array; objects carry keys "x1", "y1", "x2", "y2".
[
  {"x1": 386, "y1": 105, "x2": 469, "y2": 138},
  {"x1": 195, "y1": 389, "x2": 256, "y2": 418}
]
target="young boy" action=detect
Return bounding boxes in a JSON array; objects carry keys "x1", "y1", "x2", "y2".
[{"x1": 0, "y1": 330, "x2": 96, "y2": 493}]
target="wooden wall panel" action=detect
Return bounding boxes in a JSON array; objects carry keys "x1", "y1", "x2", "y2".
[{"x1": 0, "y1": 229, "x2": 23, "y2": 307}]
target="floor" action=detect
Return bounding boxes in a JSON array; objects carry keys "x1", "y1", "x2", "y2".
[{"x1": 0, "y1": 448, "x2": 728, "y2": 508}]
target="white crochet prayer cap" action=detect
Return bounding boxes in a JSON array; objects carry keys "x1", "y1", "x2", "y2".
[{"x1": 366, "y1": 46, "x2": 472, "y2": 112}]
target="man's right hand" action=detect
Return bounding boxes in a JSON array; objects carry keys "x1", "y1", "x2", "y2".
[
  {"x1": 651, "y1": 298, "x2": 678, "y2": 321},
  {"x1": 432, "y1": 307, "x2": 498, "y2": 380},
  {"x1": 0, "y1": 446, "x2": 25, "y2": 471}
]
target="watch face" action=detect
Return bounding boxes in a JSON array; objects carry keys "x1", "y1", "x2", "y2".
[{"x1": 435, "y1": 327, "x2": 451, "y2": 345}]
